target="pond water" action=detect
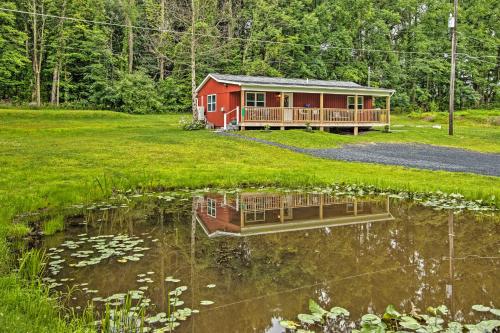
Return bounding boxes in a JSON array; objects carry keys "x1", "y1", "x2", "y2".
[{"x1": 41, "y1": 190, "x2": 500, "y2": 332}]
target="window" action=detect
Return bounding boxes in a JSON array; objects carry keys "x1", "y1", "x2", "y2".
[
  {"x1": 207, "y1": 198, "x2": 216, "y2": 217},
  {"x1": 207, "y1": 94, "x2": 216, "y2": 112},
  {"x1": 245, "y1": 210, "x2": 265, "y2": 223},
  {"x1": 246, "y1": 92, "x2": 265, "y2": 107},
  {"x1": 347, "y1": 96, "x2": 364, "y2": 110}
]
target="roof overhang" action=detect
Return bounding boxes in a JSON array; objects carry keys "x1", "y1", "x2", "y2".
[
  {"x1": 196, "y1": 74, "x2": 395, "y2": 96},
  {"x1": 240, "y1": 84, "x2": 395, "y2": 97}
]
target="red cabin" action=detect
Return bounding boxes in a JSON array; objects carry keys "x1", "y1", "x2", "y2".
[{"x1": 196, "y1": 73, "x2": 395, "y2": 134}]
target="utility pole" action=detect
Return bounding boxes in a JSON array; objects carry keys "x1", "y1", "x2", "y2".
[
  {"x1": 191, "y1": 0, "x2": 197, "y2": 121},
  {"x1": 448, "y1": 0, "x2": 458, "y2": 136}
]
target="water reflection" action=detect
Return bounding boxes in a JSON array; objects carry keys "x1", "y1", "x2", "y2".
[
  {"x1": 41, "y1": 190, "x2": 500, "y2": 333},
  {"x1": 194, "y1": 192, "x2": 393, "y2": 236}
]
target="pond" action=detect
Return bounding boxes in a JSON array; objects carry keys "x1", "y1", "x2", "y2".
[{"x1": 40, "y1": 189, "x2": 500, "y2": 332}]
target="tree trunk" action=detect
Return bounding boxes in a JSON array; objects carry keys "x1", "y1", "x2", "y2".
[
  {"x1": 31, "y1": 0, "x2": 46, "y2": 107},
  {"x1": 51, "y1": 0, "x2": 67, "y2": 105},
  {"x1": 159, "y1": 0, "x2": 165, "y2": 80},
  {"x1": 126, "y1": 0, "x2": 134, "y2": 74},
  {"x1": 50, "y1": 66, "x2": 58, "y2": 104},
  {"x1": 31, "y1": 0, "x2": 40, "y2": 106},
  {"x1": 191, "y1": 0, "x2": 197, "y2": 120}
]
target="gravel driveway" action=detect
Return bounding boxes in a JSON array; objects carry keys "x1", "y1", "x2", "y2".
[{"x1": 221, "y1": 133, "x2": 500, "y2": 177}]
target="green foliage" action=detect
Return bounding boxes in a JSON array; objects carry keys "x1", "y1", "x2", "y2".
[
  {"x1": 0, "y1": 0, "x2": 498, "y2": 111},
  {"x1": 112, "y1": 71, "x2": 162, "y2": 114},
  {"x1": 0, "y1": 1, "x2": 28, "y2": 99},
  {"x1": 179, "y1": 116, "x2": 205, "y2": 130},
  {"x1": 42, "y1": 216, "x2": 64, "y2": 235},
  {"x1": 17, "y1": 249, "x2": 47, "y2": 284},
  {"x1": 284, "y1": 300, "x2": 500, "y2": 332}
]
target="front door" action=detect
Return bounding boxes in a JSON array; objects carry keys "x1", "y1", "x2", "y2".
[
  {"x1": 283, "y1": 93, "x2": 293, "y2": 122},
  {"x1": 283, "y1": 93, "x2": 293, "y2": 108}
]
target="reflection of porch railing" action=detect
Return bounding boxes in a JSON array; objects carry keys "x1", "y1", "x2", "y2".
[
  {"x1": 241, "y1": 193, "x2": 355, "y2": 211},
  {"x1": 243, "y1": 107, "x2": 389, "y2": 124}
]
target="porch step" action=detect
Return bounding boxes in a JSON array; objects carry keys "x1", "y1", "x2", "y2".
[{"x1": 213, "y1": 123, "x2": 239, "y2": 132}]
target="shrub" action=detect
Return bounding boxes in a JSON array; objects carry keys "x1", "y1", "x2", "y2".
[
  {"x1": 179, "y1": 116, "x2": 205, "y2": 130},
  {"x1": 113, "y1": 71, "x2": 162, "y2": 114}
]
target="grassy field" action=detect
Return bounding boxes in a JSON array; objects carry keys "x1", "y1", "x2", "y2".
[
  {"x1": 0, "y1": 108, "x2": 499, "y2": 332},
  {"x1": 239, "y1": 110, "x2": 500, "y2": 152}
]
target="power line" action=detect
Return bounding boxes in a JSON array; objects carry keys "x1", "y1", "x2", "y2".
[{"x1": 1, "y1": 6, "x2": 497, "y2": 60}]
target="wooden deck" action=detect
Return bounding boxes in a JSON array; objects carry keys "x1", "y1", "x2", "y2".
[{"x1": 240, "y1": 107, "x2": 389, "y2": 129}]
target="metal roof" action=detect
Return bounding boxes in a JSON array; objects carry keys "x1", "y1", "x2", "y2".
[
  {"x1": 210, "y1": 73, "x2": 362, "y2": 88},
  {"x1": 196, "y1": 73, "x2": 395, "y2": 95}
]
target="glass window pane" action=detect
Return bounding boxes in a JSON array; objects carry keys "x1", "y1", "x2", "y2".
[
  {"x1": 256, "y1": 101, "x2": 265, "y2": 107},
  {"x1": 257, "y1": 93, "x2": 265, "y2": 102}
]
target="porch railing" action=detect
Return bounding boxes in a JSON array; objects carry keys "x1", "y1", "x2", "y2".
[{"x1": 243, "y1": 107, "x2": 389, "y2": 124}]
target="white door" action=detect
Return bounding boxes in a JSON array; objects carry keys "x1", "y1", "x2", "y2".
[
  {"x1": 283, "y1": 93, "x2": 293, "y2": 122},
  {"x1": 197, "y1": 106, "x2": 205, "y2": 120}
]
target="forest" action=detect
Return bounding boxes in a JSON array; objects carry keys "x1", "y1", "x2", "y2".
[{"x1": 0, "y1": 0, "x2": 498, "y2": 114}]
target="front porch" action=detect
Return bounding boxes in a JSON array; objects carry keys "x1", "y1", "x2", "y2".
[{"x1": 236, "y1": 91, "x2": 392, "y2": 134}]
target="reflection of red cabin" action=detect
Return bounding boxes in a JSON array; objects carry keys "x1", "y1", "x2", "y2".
[
  {"x1": 195, "y1": 74, "x2": 395, "y2": 134},
  {"x1": 194, "y1": 193, "x2": 393, "y2": 237}
]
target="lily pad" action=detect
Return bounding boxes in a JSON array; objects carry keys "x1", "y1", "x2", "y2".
[
  {"x1": 200, "y1": 300, "x2": 214, "y2": 306},
  {"x1": 472, "y1": 304, "x2": 491, "y2": 312}
]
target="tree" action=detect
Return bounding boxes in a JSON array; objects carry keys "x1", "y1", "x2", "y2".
[{"x1": 0, "y1": 1, "x2": 29, "y2": 99}]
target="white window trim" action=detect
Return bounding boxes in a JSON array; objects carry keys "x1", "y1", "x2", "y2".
[
  {"x1": 207, "y1": 94, "x2": 217, "y2": 112},
  {"x1": 245, "y1": 91, "x2": 266, "y2": 107},
  {"x1": 207, "y1": 198, "x2": 217, "y2": 217},
  {"x1": 347, "y1": 96, "x2": 364, "y2": 110}
]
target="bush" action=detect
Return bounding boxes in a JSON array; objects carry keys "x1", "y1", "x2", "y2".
[
  {"x1": 158, "y1": 77, "x2": 191, "y2": 113},
  {"x1": 179, "y1": 116, "x2": 205, "y2": 130},
  {"x1": 113, "y1": 71, "x2": 162, "y2": 114}
]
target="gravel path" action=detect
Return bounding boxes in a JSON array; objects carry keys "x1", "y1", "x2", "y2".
[{"x1": 220, "y1": 132, "x2": 500, "y2": 177}]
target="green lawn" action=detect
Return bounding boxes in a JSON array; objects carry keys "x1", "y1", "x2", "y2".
[
  {"x1": 0, "y1": 108, "x2": 499, "y2": 332},
  {"x1": 239, "y1": 110, "x2": 500, "y2": 152}
]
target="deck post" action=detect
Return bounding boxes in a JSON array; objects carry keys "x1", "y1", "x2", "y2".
[
  {"x1": 354, "y1": 94, "x2": 359, "y2": 135},
  {"x1": 280, "y1": 198, "x2": 285, "y2": 223},
  {"x1": 280, "y1": 92, "x2": 285, "y2": 128},
  {"x1": 319, "y1": 92, "x2": 324, "y2": 131},
  {"x1": 240, "y1": 90, "x2": 245, "y2": 131},
  {"x1": 223, "y1": 112, "x2": 227, "y2": 130},
  {"x1": 319, "y1": 194, "x2": 324, "y2": 220},
  {"x1": 386, "y1": 95, "x2": 391, "y2": 127},
  {"x1": 236, "y1": 106, "x2": 239, "y2": 124}
]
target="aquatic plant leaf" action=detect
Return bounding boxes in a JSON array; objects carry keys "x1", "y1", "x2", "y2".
[
  {"x1": 330, "y1": 306, "x2": 349, "y2": 318},
  {"x1": 165, "y1": 276, "x2": 180, "y2": 283},
  {"x1": 436, "y1": 305, "x2": 449, "y2": 315},
  {"x1": 361, "y1": 314, "x2": 381, "y2": 325},
  {"x1": 472, "y1": 305, "x2": 491, "y2": 312},
  {"x1": 296, "y1": 330, "x2": 314, "y2": 333},
  {"x1": 206, "y1": 284, "x2": 216, "y2": 288},
  {"x1": 200, "y1": 300, "x2": 214, "y2": 306},
  {"x1": 383, "y1": 304, "x2": 401, "y2": 319},
  {"x1": 400, "y1": 316, "x2": 422, "y2": 330},
  {"x1": 490, "y1": 309, "x2": 500, "y2": 317},
  {"x1": 279, "y1": 320, "x2": 299, "y2": 329},
  {"x1": 309, "y1": 299, "x2": 327, "y2": 316},
  {"x1": 445, "y1": 322, "x2": 462, "y2": 333},
  {"x1": 298, "y1": 313, "x2": 319, "y2": 324}
]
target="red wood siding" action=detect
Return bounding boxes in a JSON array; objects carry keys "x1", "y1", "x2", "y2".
[
  {"x1": 266, "y1": 92, "x2": 280, "y2": 107},
  {"x1": 197, "y1": 77, "x2": 241, "y2": 127},
  {"x1": 364, "y1": 96, "x2": 373, "y2": 109},
  {"x1": 324, "y1": 94, "x2": 348, "y2": 108},
  {"x1": 293, "y1": 93, "x2": 320, "y2": 107}
]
